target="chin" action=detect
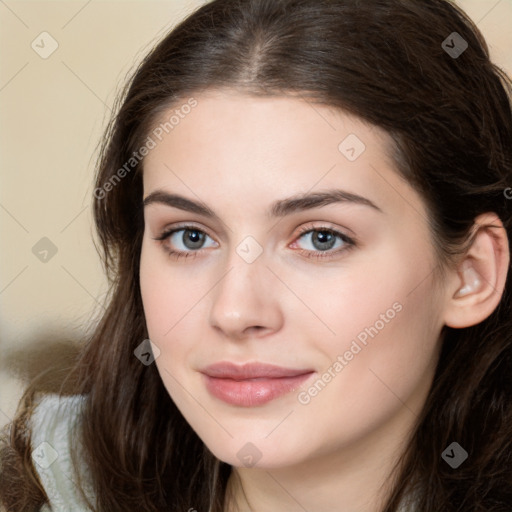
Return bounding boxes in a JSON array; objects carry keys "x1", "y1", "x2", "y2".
[{"x1": 195, "y1": 429, "x2": 315, "y2": 469}]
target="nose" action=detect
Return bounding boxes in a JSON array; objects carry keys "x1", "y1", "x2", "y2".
[{"x1": 208, "y1": 252, "x2": 284, "y2": 341}]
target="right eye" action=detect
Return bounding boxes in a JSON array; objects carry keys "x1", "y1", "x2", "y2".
[{"x1": 154, "y1": 226, "x2": 218, "y2": 260}]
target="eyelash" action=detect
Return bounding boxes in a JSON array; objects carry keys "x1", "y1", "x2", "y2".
[{"x1": 154, "y1": 223, "x2": 356, "y2": 261}]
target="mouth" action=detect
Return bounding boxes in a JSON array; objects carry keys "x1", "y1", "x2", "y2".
[{"x1": 200, "y1": 362, "x2": 315, "y2": 407}]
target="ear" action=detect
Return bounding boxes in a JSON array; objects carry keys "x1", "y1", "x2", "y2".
[{"x1": 443, "y1": 213, "x2": 510, "y2": 329}]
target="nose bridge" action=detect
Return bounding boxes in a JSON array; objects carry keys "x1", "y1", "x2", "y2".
[
  {"x1": 219, "y1": 233, "x2": 268, "y2": 295},
  {"x1": 208, "y1": 242, "x2": 283, "y2": 337}
]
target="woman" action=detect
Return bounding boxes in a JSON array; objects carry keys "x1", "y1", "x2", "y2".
[{"x1": 1, "y1": 0, "x2": 511, "y2": 510}]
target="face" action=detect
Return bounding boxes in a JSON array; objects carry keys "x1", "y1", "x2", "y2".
[{"x1": 139, "y1": 89, "x2": 446, "y2": 469}]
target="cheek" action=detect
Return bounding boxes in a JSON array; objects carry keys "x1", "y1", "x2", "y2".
[
  {"x1": 296, "y1": 254, "x2": 443, "y2": 442},
  {"x1": 139, "y1": 247, "x2": 198, "y2": 413},
  {"x1": 139, "y1": 242, "x2": 212, "y2": 389},
  {"x1": 140, "y1": 261, "x2": 172, "y2": 339},
  {"x1": 140, "y1": 240, "x2": 200, "y2": 338}
]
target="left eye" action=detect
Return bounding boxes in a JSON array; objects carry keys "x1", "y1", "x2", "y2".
[{"x1": 294, "y1": 229, "x2": 351, "y2": 252}]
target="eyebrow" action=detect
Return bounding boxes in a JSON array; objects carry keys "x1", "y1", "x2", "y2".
[{"x1": 143, "y1": 189, "x2": 383, "y2": 219}]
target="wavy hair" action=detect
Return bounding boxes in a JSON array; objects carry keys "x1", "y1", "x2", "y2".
[{"x1": 1, "y1": 0, "x2": 512, "y2": 510}]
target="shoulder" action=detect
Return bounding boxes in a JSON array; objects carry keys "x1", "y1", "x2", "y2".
[{"x1": 30, "y1": 393, "x2": 95, "y2": 512}]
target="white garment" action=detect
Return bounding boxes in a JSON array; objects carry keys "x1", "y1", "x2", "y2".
[{"x1": 31, "y1": 393, "x2": 94, "y2": 512}]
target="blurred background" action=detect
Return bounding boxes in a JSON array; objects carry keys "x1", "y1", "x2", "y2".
[{"x1": 1, "y1": 0, "x2": 511, "y2": 430}]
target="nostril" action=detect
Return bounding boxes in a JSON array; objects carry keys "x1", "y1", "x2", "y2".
[{"x1": 245, "y1": 325, "x2": 267, "y2": 336}]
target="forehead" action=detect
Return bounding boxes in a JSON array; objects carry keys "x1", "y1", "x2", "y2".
[
  {"x1": 142, "y1": 90, "x2": 426, "y2": 222},
  {"x1": 146, "y1": 90, "x2": 391, "y2": 162}
]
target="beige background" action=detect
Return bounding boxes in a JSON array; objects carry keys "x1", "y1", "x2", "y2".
[{"x1": 1, "y1": 0, "x2": 511, "y2": 429}]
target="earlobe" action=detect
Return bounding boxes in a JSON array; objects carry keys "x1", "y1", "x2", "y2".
[{"x1": 444, "y1": 213, "x2": 510, "y2": 329}]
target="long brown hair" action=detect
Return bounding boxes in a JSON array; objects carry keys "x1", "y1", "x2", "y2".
[{"x1": 2, "y1": 0, "x2": 512, "y2": 510}]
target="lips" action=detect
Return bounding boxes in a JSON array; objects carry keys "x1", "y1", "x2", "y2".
[{"x1": 200, "y1": 362, "x2": 315, "y2": 407}]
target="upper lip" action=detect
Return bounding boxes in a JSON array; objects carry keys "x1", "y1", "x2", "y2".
[{"x1": 200, "y1": 362, "x2": 314, "y2": 380}]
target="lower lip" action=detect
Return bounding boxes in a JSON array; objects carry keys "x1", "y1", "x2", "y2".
[{"x1": 202, "y1": 373, "x2": 314, "y2": 407}]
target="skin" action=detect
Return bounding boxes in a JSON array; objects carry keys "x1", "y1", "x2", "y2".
[{"x1": 139, "y1": 89, "x2": 509, "y2": 512}]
